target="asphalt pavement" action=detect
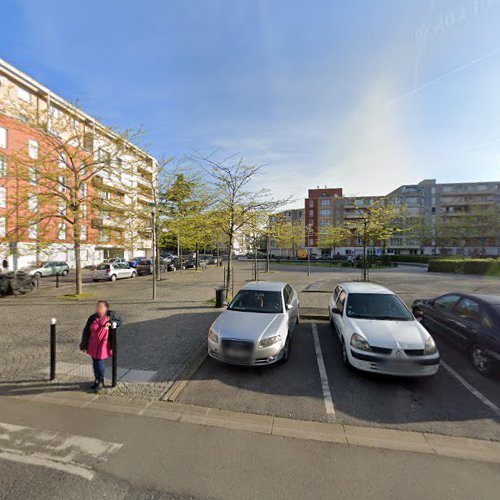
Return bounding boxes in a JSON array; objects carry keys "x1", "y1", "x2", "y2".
[
  {"x1": 178, "y1": 320, "x2": 500, "y2": 441},
  {"x1": 0, "y1": 397, "x2": 499, "y2": 500}
]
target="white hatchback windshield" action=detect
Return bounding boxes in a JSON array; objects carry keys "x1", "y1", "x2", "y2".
[{"x1": 346, "y1": 293, "x2": 413, "y2": 321}]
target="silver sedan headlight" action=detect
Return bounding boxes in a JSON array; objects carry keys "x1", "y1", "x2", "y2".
[
  {"x1": 258, "y1": 335, "x2": 281, "y2": 348},
  {"x1": 350, "y1": 333, "x2": 372, "y2": 352},
  {"x1": 424, "y1": 336, "x2": 437, "y2": 355},
  {"x1": 208, "y1": 328, "x2": 219, "y2": 343}
]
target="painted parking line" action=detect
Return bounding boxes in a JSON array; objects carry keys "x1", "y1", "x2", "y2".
[
  {"x1": 441, "y1": 361, "x2": 500, "y2": 419},
  {"x1": 0, "y1": 421, "x2": 123, "y2": 480},
  {"x1": 311, "y1": 323, "x2": 336, "y2": 422}
]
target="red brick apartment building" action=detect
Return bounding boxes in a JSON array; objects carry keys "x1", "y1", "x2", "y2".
[{"x1": 0, "y1": 58, "x2": 156, "y2": 269}]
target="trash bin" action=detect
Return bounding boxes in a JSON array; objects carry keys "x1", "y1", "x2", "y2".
[{"x1": 215, "y1": 287, "x2": 225, "y2": 308}]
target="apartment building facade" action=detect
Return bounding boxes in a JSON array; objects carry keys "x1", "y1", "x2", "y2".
[
  {"x1": 301, "y1": 180, "x2": 499, "y2": 257},
  {"x1": 0, "y1": 58, "x2": 156, "y2": 269},
  {"x1": 269, "y1": 208, "x2": 305, "y2": 257}
]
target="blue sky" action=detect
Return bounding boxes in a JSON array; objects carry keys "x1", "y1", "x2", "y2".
[{"x1": 2, "y1": 0, "x2": 500, "y2": 207}]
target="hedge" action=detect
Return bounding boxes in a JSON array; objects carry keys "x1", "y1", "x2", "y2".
[{"x1": 428, "y1": 258, "x2": 500, "y2": 275}]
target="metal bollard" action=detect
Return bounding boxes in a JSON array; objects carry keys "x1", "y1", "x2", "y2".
[
  {"x1": 111, "y1": 322, "x2": 117, "y2": 387},
  {"x1": 55, "y1": 272, "x2": 60, "y2": 288},
  {"x1": 36, "y1": 275, "x2": 40, "y2": 290},
  {"x1": 50, "y1": 318, "x2": 57, "y2": 381}
]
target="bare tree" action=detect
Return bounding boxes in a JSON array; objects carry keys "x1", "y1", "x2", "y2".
[{"x1": 194, "y1": 154, "x2": 289, "y2": 296}]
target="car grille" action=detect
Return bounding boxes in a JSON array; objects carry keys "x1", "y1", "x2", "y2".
[
  {"x1": 404, "y1": 349, "x2": 425, "y2": 356},
  {"x1": 371, "y1": 346, "x2": 392, "y2": 355}
]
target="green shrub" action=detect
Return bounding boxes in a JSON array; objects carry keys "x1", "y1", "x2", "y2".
[{"x1": 429, "y1": 258, "x2": 500, "y2": 275}]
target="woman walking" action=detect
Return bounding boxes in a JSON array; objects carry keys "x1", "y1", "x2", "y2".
[{"x1": 80, "y1": 300, "x2": 122, "y2": 391}]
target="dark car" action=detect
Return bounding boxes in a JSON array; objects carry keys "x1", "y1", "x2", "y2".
[
  {"x1": 136, "y1": 259, "x2": 153, "y2": 275},
  {"x1": 137, "y1": 259, "x2": 168, "y2": 275},
  {"x1": 128, "y1": 256, "x2": 145, "y2": 268},
  {"x1": 412, "y1": 293, "x2": 500, "y2": 376}
]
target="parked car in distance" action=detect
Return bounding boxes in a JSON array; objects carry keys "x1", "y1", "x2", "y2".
[
  {"x1": 93, "y1": 263, "x2": 136, "y2": 282},
  {"x1": 128, "y1": 256, "x2": 145, "y2": 268},
  {"x1": 329, "y1": 282, "x2": 440, "y2": 377},
  {"x1": 208, "y1": 281, "x2": 300, "y2": 366},
  {"x1": 106, "y1": 257, "x2": 129, "y2": 266},
  {"x1": 26, "y1": 261, "x2": 69, "y2": 278},
  {"x1": 412, "y1": 293, "x2": 500, "y2": 376},
  {"x1": 136, "y1": 259, "x2": 168, "y2": 275}
]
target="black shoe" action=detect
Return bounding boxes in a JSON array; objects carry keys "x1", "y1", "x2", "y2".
[
  {"x1": 96, "y1": 382, "x2": 105, "y2": 392},
  {"x1": 90, "y1": 380, "x2": 99, "y2": 390}
]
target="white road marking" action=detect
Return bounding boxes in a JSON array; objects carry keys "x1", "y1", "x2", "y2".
[
  {"x1": 311, "y1": 323, "x2": 336, "y2": 422},
  {"x1": 441, "y1": 361, "x2": 500, "y2": 419},
  {"x1": 0, "y1": 422, "x2": 123, "y2": 480}
]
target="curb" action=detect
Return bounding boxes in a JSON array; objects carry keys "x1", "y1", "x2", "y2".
[
  {"x1": 8, "y1": 391, "x2": 500, "y2": 465},
  {"x1": 161, "y1": 342, "x2": 208, "y2": 402}
]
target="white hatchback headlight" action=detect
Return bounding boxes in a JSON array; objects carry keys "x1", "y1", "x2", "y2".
[
  {"x1": 259, "y1": 335, "x2": 281, "y2": 348},
  {"x1": 350, "y1": 333, "x2": 372, "y2": 352},
  {"x1": 208, "y1": 328, "x2": 219, "y2": 343},
  {"x1": 424, "y1": 336, "x2": 437, "y2": 355}
]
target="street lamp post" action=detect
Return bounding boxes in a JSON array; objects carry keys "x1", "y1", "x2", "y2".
[
  {"x1": 306, "y1": 224, "x2": 313, "y2": 277},
  {"x1": 150, "y1": 205, "x2": 156, "y2": 301}
]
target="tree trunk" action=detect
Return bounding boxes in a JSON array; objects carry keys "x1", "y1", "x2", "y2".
[
  {"x1": 266, "y1": 235, "x2": 270, "y2": 272},
  {"x1": 195, "y1": 242, "x2": 199, "y2": 271},
  {"x1": 225, "y1": 237, "x2": 233, "y2": 297},
  {"x1": 254, "y1": 246, "x2": 258, "y2": 281},
  {"x1": 362, "y1": 225, "x2": 368, "y2": 282},
  {"x1": 73, "y1": 214, "x2": 82, "y2": 295}
]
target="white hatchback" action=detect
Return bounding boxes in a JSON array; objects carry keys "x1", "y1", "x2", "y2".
[
  {"x1": 329, "y1": 282, "x2": 440, "y2": 377},
  {"x1": 93, "y1": 263, "x2": 137, "y2": 282}
]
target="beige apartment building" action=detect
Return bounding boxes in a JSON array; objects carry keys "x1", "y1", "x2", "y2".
[{"x1": 0, "y1": 58, "x2": 157, "y2": 269}]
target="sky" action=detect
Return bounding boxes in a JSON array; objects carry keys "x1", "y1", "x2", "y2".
[{"x1": 2, "y1": 0, "x2": 500, "y2": 208}]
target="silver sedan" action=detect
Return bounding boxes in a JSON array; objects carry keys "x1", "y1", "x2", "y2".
[{"x1": 208, "y1": 281, "x2": 300, "y2": 365}]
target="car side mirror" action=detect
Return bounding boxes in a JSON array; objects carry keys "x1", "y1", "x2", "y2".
[
  {"x1": 286, "y1": 303, "x2": 293, "y2": 310},
  {"x1": 414, "y1": 310, "x2": 424, "y2": 319},
  {"x1": 223, "y1": 300, "x2": 229, "y2": 307},
  {"x1": 331, "y1": 307, "x2": 341, "y2": 315}
]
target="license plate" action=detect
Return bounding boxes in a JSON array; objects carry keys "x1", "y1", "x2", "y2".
[{"x1": 225, "y1": 349, "x2": 248, "y2": 358}]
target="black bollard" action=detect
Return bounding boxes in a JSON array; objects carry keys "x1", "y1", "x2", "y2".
[
  {"x1": 111, "y1": 322, "x2": 117, "y2": 387},
  {"x1": 55, "y1": 272, "x2": 59, "y2": 288},
  {"x1": 50, "y1": 318, "x2": 57, "y2": 381}
]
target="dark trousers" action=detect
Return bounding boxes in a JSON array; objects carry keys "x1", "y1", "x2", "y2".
[{"x1": 92, "y1": 358, "x2": 106, "y2": 383}]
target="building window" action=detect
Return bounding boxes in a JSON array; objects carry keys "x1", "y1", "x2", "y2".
[
  {"x1": 80, "y1": 162, "x2": 87, "y2": 176},
  {"x1": 98, "y1": 229, "x2": 110, "y2": 242},
  {"x1": 83, "y1": 133, "x2": 94, "y2": 152},
  {"x1": 0, "y1": 216, "x2": 5, "y2": 237},
  {"x1": 58, "y1": 223, "x2": 66, "y2": 240},
  {"x1": 28, "y1": 194, "x2": 38, "y2": 212},
  {"x1": 308, "y1": 238, "x2": 314, "y2": 246},
  {"x1": 99, "y1": 190, "x2": 110, "y2": 200},
  {"x1": 58, "y1": 175, "x2": 66, "y2": 192},
  {"x1": 0, "y1": 187, "x2": 6, "y2": 208},
  {"x1": 17, "y1": 87, "x2": 31, "y2": 102},
  {"x1": 29, "y1": 167, "x2": 39, "y2": 185},
  {"x1": 319, "y1": 219, "x2": 329, "y2": 226},
  {"x1": 81, "y1": 203, "x2": 87, "y2": 218},
  {"x1": 59, "y1": 202, "x2": 67, "y2": 216},
  {"x1": 28, "y1": 223, "x2": 37, "y2": 240},
  {"x1": 80, "y1": 182, "x2": 87, "y2": 198},
  {"x1": 49, "y1": 105, "x2": 60, "y2": 119},
  {"x1": 28, "y1": 139, "x2": 39, "y2": 159},
  {"x1": 0, "y1": 127, "x2": 6, "y2": 149},
  {"x1": 319, "y1": 199, "x2": 332, "y2": 206},
  {"x1": 81, "y1": 225, "x2": 87, "y2": 241},
  {"x1": 319, "y1": 209, "x2": 332, "y2": 216},
  {"x1": 309, "y1": 200, "x2": 314, "y2": 208},
  {"x1": 0, "y1": 155, "x2": 6, "y2": 176},
  {"x1": 309, "y1": 209, "x2": 314, "y2": 218}
]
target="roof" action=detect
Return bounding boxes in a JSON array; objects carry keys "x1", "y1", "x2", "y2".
[
  {"x1": 241, "y1": 281, "x2": 286, "y2": 292},
  {"x1": 339, "y1": 282, "x2": 394, "y2": 294}
]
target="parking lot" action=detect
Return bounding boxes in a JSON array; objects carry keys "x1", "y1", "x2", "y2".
[{"x1": 177, "y1": 319, "x2": 500, "y2": 441}]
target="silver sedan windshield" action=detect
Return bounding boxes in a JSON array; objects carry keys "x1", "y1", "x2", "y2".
[{"x1": 228, "y1": 290, "x2": 283, "y2": 314}]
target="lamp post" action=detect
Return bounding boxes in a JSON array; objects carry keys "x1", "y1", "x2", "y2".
[
  {"x1": 149, "y1": 204, "x2": 156, "y2": 300},
  {"x1": 306, "y1": 224, "x2": 313, "y2": 277}
]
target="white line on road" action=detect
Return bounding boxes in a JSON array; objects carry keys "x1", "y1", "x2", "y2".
[
  {"x1": 441, "y1": 361, "x2": 500, "y2": 419},
  {"x1": 311, "y1": 323, "x2": 336, "y2": 422},
  {"x1": 0, "y1": 422, "x2": 123, "y2": 480}
]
